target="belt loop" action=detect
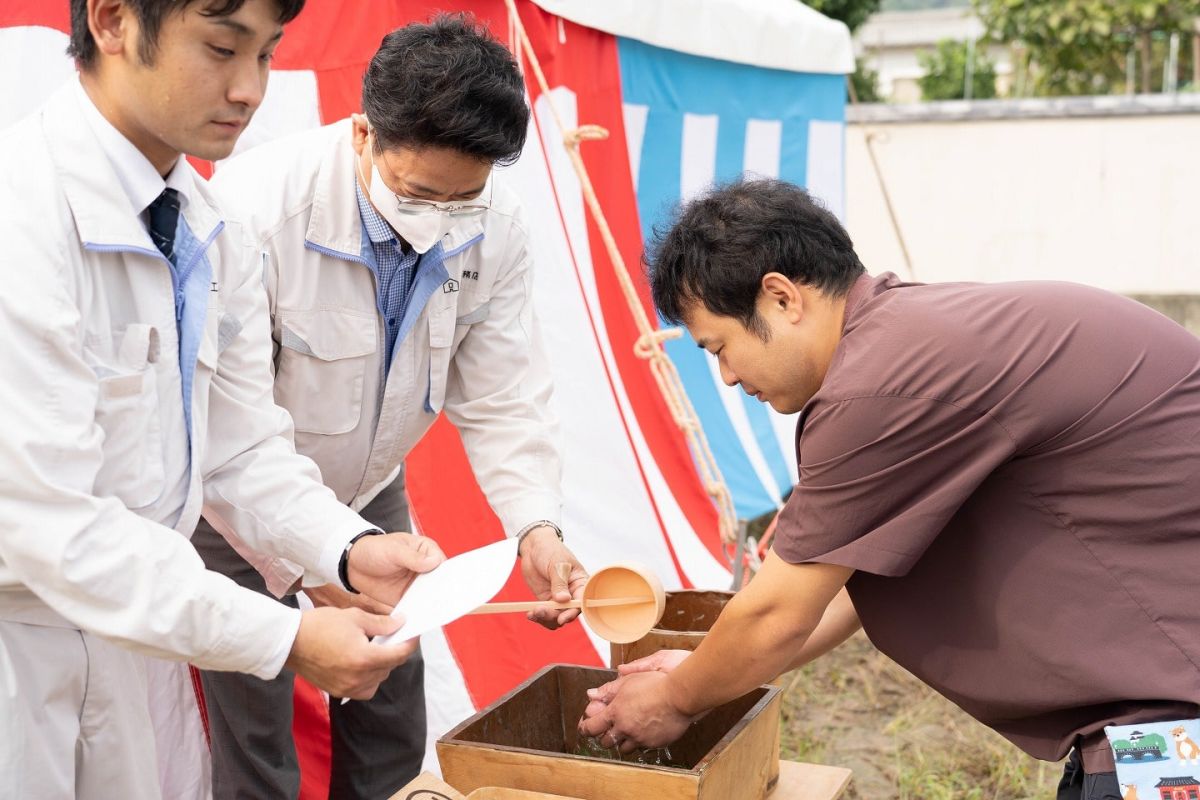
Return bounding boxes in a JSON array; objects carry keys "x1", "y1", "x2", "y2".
[
  {"x1": 1077, "y1": 730, "x2": 1113, "y2": 774},
  {"x1": 1067, "y1": 738, "x2": 1085, "y2": 783}
]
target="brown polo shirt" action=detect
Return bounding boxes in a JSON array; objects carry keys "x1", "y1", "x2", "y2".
[{"x1": 774, "y1": 272, "x2": 1200, "y2": 770}]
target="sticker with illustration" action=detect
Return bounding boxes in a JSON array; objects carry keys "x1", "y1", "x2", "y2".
[{"x1": 1106, "y1": 719, "x2": 1200, "y2": 800}]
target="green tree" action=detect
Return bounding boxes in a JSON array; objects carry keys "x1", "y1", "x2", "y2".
[
  {"x1": 802, "y1": 0, "x2": 886, "y2": 103},
  {"x1": 803, "y1": 0, "x2": 883, "y2": 33},
  {"x1": 975, "y1": 0, "x2": 1200, "y2": 96},
  {"x1": 850, "y1": 57, "x2": 883, "y2": 102},
  {"x1": 918, "y1": 38, "x2": 999, "y2": 99},
  {"x1": 882, "y1": 0, "x2": 970, "y2": 8}
]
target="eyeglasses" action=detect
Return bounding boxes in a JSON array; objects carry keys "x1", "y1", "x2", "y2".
[
  {"x1": 364, "y1": 121, "x2": 492, "y2": 218},
  {"x1": 390, "y1": 192, "x2": 490, "y2": 218},
  {"x1": 386, "y1": 176, "x2": 493, "y2": 219}
]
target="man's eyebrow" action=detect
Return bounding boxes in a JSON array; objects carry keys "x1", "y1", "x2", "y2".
[
  {"x1": 406, "y1": 181, "x2": 488, "y2": 199},
  {"x1": 210, "y1": 17, "x2": 284, "y2": 44},
  {"x1": 405, "y1": 181, "x2": 442, "y2": 196},
  {"x1": 455, "y1": 182, "x2": 489, "y2": 198}
]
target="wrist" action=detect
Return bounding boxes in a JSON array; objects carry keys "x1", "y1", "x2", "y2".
[
  {"x1": 284, "y1": 609, "x2": 309, "y2": 672},
  {"x1": 664, "y1": 667, "x2": 701, "y2": 719},
  {"x1": 516, "y1": 520, "x2": 562, "y2": 558},
  {"x1": 338, "y1": 530, "x2": 383, "y2": 593}
]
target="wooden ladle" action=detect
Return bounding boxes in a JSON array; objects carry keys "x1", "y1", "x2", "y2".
[{"x1": 470, "y1": 562, "x2": 667, "y2": 644}]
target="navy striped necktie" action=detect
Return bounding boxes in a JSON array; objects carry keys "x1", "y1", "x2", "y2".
[{"x1": 147, "y1": 188, "x2": 181, "y2": 267}]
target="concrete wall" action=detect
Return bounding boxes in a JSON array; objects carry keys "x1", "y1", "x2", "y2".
[
  {"x1": 1129, "y1": 294, "x2": 1200, "y2": 336},
  {"x1": 844, "y1": 96, "x2": 1200, "y2": 311}
]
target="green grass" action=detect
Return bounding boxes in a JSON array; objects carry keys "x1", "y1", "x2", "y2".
[{"x1": 778, "y1": 633, "x2": 1063, "y2": 799}]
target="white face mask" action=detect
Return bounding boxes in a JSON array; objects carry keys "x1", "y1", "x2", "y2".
[{"x1": 362, "y1": 161, "x2": 457, "y2": 254}]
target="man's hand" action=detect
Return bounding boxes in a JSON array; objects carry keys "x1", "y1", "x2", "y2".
[
  {"x1": 518, "y1": 526, "x2": 587, "y2": 629},
  {"x1": 304, "y1": 583, "x2": 392, "y2": 615},
  {"x1": 616, "y1": 649, "x2": 692, "y2": 677},
  {"x1": 577, "y1": 671, "x2": 694, "y2": 754},
  {"x1": 582, "y1": 650, "x2": 692, "y2": 719},
  {"x1": 284, "y1": 606, "x2": 416, "y2": 700},
  {"x1": 345, "y1": 532, "x2": 445, "y2": 607}
]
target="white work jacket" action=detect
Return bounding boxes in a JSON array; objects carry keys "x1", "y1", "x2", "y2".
[
  {"x1": 0, "y1": 84, "x2": 372, "y2": 679},
  {"x1": 211, "y1": 121, "x2": 563, "y2": 596}
]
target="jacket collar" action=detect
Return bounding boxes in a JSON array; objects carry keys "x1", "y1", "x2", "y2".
[
  {"x1": 306, "y1": 121, "x2": 485, "y2": 260},
  {"x1": 306, "y1": 120, "x2": 364, "y2": 257},
  {"x1": 443, "y1": 213, "x2": 485, "y2": 254},
  {"x1": 42, "y1": 81, "x2": 222, "y2": 252}
]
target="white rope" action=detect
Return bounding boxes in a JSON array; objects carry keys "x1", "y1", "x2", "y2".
[{"x1": 504, "y1": 1, "x2": 740, "y2": 551}]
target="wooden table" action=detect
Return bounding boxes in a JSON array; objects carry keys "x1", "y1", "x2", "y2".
[
  {"x1": 392, "y1": 760, "x2": 851, "y2": 800},
  {"x1": 769, "y1": 760, "x2": 852, "y2": 799}
]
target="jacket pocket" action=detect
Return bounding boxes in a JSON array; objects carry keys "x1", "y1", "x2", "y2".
[
  {"x1": 454, "y1": 301, "x2": 490, "y2": 326},
  {"x1": 426, "y1": 304, "x2": 456, "y2": 414},
  {"x1": 274, "y1": 308, "x2": 376, "y2": 435},
  {"x1": 90, "y1": 324, "x2": 165, "y2": 509}
]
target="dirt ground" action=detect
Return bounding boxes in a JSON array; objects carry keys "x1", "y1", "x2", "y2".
[{"x1": 778, "y1": 632, "x2": 1065, "y2": 799}]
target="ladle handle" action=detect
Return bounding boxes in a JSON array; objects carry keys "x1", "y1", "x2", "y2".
[{"x1": 470, "y1": 596, "x2": 654, "y2": 615}]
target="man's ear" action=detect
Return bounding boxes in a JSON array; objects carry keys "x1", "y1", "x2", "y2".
[
  {"x1": 89, "y1": 0, "x2": 133, "y2": 60},
  {"x1": 350, "y1": 114, "x2": 369, "y2": 157},
  {"x1": 760, "y1": 272, "x2": 804, "y2": 323}
]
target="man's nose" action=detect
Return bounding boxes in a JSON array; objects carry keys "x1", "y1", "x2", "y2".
[
  {"x1": 228, "y1": 59, "x2": 268, "y2": 111},
  {"x1": 718, "y1": 360, "x2": 738, "y2": 387}
]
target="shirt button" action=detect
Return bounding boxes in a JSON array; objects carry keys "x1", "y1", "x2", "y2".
[{"x1": 388, "y1": 318, "x2": 397, "y2": 327}]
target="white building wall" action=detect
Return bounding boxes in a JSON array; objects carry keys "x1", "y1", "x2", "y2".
[
  {"x1": 845, "y1": 100, "x2": 1200, "y2": 296},
  {"x1": 855, "y1": 8, "x2": 1011, "y2": 102}
]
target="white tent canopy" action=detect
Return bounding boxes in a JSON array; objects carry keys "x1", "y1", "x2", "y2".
[{"x1": 530, "y1": 0, "x2": 855, "y2": 74}]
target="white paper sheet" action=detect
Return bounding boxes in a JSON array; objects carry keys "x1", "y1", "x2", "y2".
[{"x1": 373, "y1": 537, "x2": 519, "y2": 646}]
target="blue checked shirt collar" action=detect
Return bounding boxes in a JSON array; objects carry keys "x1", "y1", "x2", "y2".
[
  {"x1": 355, "y1": 180, "x2": 397, "y2": 246},
  {"x1": 355, "y1": 181, "x2": 420, "y2": 373}
]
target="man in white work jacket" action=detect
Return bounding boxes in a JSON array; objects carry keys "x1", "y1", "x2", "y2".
[
  {"x1": 0, "y1": 2, "x2": 449, "y2": 797},
  {"x1": 194, "y1": 14, "x2": 588, "y2": 799}
]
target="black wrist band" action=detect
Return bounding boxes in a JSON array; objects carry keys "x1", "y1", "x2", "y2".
[{"x1": 339, "y1": 530, "x2": 383, "y2": 594}]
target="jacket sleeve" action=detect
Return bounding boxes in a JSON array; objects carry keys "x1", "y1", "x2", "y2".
[
  {"x1": 0, "y1": 216, "x2": 297, "y2": 679},
  {"x1": 443, "y1": 204, "x2": 564, "y2": 535},
  {"x1": 199, "y1": 226, "x2": 373, "y2": 592},
  {"x1": 196, "y1": 230, "x2": 305, "y2": 598}
]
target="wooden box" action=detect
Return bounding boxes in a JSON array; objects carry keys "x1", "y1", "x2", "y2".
[
  {"x1": 388, "y1": 773, "x2": 582, "y2": 800},
  {"x1": 609, "y1": 590, "x2": 734, "y2": 667},
  {"x1": 391, "y1": 762, "x2": 852, "y2": 800},
  {"x1": 437, "y1": 664, "x2": 781, "y2": 800}
]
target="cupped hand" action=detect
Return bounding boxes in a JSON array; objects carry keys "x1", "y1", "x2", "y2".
[
  {"x1": 580, "y1": 648, "x2": 693, "y2": 719},
  {"x1": 616, "y1": 648, "x2": 692, "y2": 676},
  {"x1": 576, "y1": 670, "x2": 694, "y2": 754}
]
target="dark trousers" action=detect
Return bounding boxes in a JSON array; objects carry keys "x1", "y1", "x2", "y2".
[
  {"x1": 1056, "y1": 749, "x2": 1122, "y2": 800},
  {"x1": 194, "y1": 478, "x2": 425, "y2": 800}
]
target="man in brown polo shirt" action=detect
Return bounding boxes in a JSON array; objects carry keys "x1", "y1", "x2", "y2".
[{"x1": 578, "y1": 178, "x2": 1200, "y2": 799}]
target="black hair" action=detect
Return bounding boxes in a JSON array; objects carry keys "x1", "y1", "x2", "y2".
[
  {"x1": 362, "y1": 14, "x2": 529, "y2": 165},
  {"x1": 68, "y1": 0, "x2": 305, "y2": 70},
  {"x1": 648, "y1": 178, "x2": 865, "y2": 337}
]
